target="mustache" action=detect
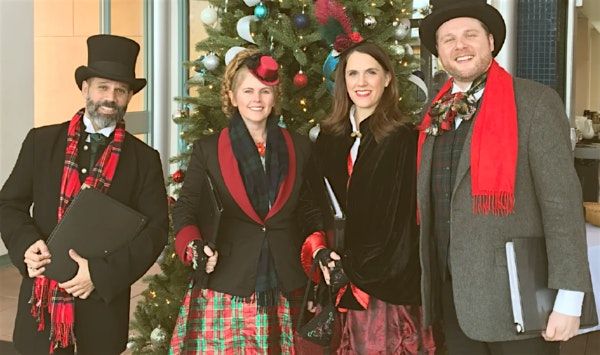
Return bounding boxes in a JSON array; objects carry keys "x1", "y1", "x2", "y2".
[{"x1": 92, "y1": 101, "x2": 119, "y2": 110}]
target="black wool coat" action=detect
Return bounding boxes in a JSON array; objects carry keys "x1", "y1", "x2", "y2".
[{"x1": 0, "y1": 121, "x2": 169, "y2": 354}]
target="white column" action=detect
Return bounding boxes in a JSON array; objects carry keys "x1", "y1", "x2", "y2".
[
  {"x1": 0, "y1": 0, "x2": 34, "y2": 255},
  {"x1": 489, "y1": 0, "x2": 518, "y2": 75},
  {"x1": 152, "y1": 0, "x2": 171, "y2": 176}
]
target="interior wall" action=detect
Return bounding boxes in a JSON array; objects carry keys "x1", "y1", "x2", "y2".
[
  {"x1": 575, "y1": 14, "x2": 591, "y2": 116},
  {"x1": 591, "y1": 28, "x2": 600, "y2": 112},
  {"x1": 0, "y1": 0, "x2": 34, "y2": 255},
  {"x1": 34, "y1": 0, "x2": 144, "y2": 128}
]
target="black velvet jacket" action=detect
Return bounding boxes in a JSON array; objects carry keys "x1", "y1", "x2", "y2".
[{"x1": 315, "y1": 118, "x2": 421, "y2": 305}]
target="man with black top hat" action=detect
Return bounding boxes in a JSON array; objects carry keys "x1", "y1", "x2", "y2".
[
  {"x1": 416, "y1": 0, "x2": 593, "y2": 354},
  {"x1": 0, "y1": 34, "x2": 168, "y2": 354}
]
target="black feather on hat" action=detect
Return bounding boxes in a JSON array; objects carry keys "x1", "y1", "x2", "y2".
[
  {"x1": 419, "y1": 0, "x2": 506, "y2": 57},
  {"x1": 75, "y1": 34, "x2": 147, "y2": 94}
]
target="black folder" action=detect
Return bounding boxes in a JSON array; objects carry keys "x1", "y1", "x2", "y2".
[
  {"x1": 44, "y1": 188, "x2": 147, "y2": 282},
  {"x1": 506, "y1": 237, "x2": 598, "y2": 334},
  {"x1": 195, "y1": 171, "x2": 223, "y2": 247},
  {"x1": 191, "y1": 171, "x2": 223, "y2": 289}
]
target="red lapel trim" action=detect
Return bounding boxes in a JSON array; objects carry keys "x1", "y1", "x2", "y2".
[
  {"x1": 265, "y1": 129, "x2": 296, "y2": 220},
  {"x1": 218, "y1": 128, "x2": 263, "y2": 224},
  {"x1": 217, "y1": 128, "x2": 297, "y2": 224}
]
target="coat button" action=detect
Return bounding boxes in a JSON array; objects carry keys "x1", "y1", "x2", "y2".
[
  {"x1": 83, "y1": 145, "x2": 89, "y2": 151},
  {"x1": 81, "y1": 168, "x2": 88, "y2": 174},
  {"x1": 261, "y1": 226, "x2": 266, "y2": 232}
]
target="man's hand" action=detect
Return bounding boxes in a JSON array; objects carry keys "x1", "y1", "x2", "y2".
[
  {"x1": 58, "y1": 249, "x2": 95, "y2": 299},
  {"x1": 24, "y1": 240, "x2": 51, "y2": 278},
  {"x1": 314, "y1": 249, "x2": 341, "y2": 285},
  {"x1": 542, "y1": 311, "x2": 580, "y2": 341}
]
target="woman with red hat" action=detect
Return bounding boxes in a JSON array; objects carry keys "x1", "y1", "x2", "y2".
[{"x1": 169, "y1": 48, "x2": 326, "y2": 354}]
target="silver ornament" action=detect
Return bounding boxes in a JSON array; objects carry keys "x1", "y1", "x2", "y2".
[
  {"x1": 309, "y1": 124, "x2": 320, "y2": 142},
  {"x1": 404, "y1": 44, "x2": 414, "y2": 57},
  {"x1": 202, "y1": 53, "x2": 220, "y2": 71},
  {"x1": 393, "y1": 18, "x2": 411, "y2": 40},
  {"x1": 390, "y1": 44, "x2": 405, "y2": 58},
  {"x1": 126, "y1": 340, "x2": 135, "y2": 350},
  {"x1": 363, "y1": 15, "x2": 377, "y2": 29},
  {"x1": 150, "y1": 326, "x2": 167, "y2": 345},
  {"x1": 200, "y1": 7, "x2": 218, "y2": 26}
]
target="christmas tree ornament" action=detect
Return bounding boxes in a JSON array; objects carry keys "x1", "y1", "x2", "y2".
[
  {"x1": 225, "y1": 46, "x2": 246, "y2": 65},
  {"x1": 172, "y1": 169, "x2": 185, "y2": 183},
  {"x1": 363, "y1": 15, "x2": 377, "y2": 29},
  {"x1": 193, "y1": 55, "x2": 205, "y2": 73},
  {"x1": 190, "y1": 70, "x2": 206, "y2": 85},
  {"x1": 278, "y1": 115, "x2": 287, "y2": 128},
  {"x1": 309, "y1": 124, "x2": 321, "y2": 142},
  {"x1": 390, "y1": 43, "x2": 405, "y2": 58},
  {"x1": 254, "y1": 3, "x2": 269, "y2": 20},
  {"x1": 393, "y1": 18, "x2": 411, "y2": 40},
  {"x1": 126, "y1": 340, "x2": 135, "y2": 349},
  {"x1": 202, "y1": 53, "x2": 220, "y2": 71},
  {"x1": 200, "y1": 7, "x2": 218, "y2": 26},
  {"x1": 244, "y1": 0, "x2": 261, "y2": 6},
  {"x1": 404, "y1": 44, "x2": 414, "y2": 57},
  {"x1": 150, "y1": 326, "x2": 167, "y2": 345},
  {"x1": 237, "y1": 15, "x2": 258, "y2": 44},
  {"x1": 293, "y1": 13, "x2": 310, "y2": 30},
  {"x1": 293, "y1": 70, "x2": 308, "y2": 88}
]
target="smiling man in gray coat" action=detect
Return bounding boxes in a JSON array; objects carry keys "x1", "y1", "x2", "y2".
[{"x1": 416, "y1": 0, "x2": 593, "y2": 354}]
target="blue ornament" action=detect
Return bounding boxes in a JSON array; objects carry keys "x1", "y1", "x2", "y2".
[
  {"x1": 293, "y1": 13, "x2": 310, "y2": 30},
  {"x1": 322, "y1": 51, "x2": 339, "y2": 81},
  {"x1": 254, "y1": 3, "x2": 269, "y2": 20}
]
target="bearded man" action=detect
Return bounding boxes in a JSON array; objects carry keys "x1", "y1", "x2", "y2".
[{"x1": 0, "y1": 34, "x2": 168, "y2": 354}]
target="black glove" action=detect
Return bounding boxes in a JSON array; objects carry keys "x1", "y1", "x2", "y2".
[
  {"x1": 315, "y1": 248, "x2": 349, "y2": 291},
  {"x1": 190, "y1": 240, "x2": 210, "y2": 289}
]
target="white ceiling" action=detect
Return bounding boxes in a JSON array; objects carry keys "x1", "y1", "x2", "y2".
[{"x1": 582, "y1": 0, "x2": 600, "y2": 33}]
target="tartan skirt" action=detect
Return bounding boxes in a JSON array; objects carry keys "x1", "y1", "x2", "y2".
[{"x1": 169, "y1": 286, "x2": 303, "y2": 355}]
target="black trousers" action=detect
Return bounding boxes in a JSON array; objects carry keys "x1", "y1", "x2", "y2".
[{"x1": 441, "y1": 280, "x2": 560, "y2": 355}]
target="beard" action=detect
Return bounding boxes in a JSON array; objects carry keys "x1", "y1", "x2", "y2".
[
  {"x1": 443, "y1": 53, "x2": 493, "y2": 85},
  {"x1": 85, "y1": 97, "x2": 128, "y2": 129}
]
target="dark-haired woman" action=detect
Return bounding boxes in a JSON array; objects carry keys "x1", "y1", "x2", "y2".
[{"x1": 303, "y1": 42, "x2": 436, "y2": 354}]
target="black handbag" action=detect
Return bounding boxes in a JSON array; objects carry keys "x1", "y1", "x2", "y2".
[{"x1": 296, "y1": 259, "x2": 337, "y2": 346}]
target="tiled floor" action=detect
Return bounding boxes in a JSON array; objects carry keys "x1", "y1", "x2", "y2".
[
  {"x1": 0, "y1": 262, "x2": 160, "y2": 345},
  {"x1": 1, "y1": 262, "x2": 599, "y2": 354}
]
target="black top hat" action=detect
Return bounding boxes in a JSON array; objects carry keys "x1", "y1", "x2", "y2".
[
  {"x1": 419, "y1": 0, "x2": 506, "y2": 57},
  {"x1": 75, "y1": 34, "x2": 147, "y2": 94}
]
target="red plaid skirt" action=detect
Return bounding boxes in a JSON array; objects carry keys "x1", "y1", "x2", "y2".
[{"x1": 169, "y1": 286, "x2": 322, "y2": 355}]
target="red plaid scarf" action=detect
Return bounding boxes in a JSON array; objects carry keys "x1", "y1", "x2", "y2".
[
  {"x1": 418, "y1": 60, "x2": 517, "y2": 215},
  {"x1": 31, "y1": 108, "x2": 125, "y2": 352}
]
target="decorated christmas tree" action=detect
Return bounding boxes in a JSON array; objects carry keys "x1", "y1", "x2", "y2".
[{"x1": 130, "y1": 0, "x2": 425, "y2": 353}]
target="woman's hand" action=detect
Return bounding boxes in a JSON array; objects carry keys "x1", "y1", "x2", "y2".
[
  {"x1": 203, "y1": 245, "x2": 218, "y2": 273},
  {"x1": 314, "y1": 248, "x2": 341, "y2": 285}
]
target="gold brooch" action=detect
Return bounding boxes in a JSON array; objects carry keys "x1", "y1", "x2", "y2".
[{"x1": 350, "y1": 130, "x2": 362, "y2": 138}]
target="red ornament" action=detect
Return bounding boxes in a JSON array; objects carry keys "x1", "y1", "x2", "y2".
[
  {"x1": 293, "y1": 71, "x2": 308, "y2": 88},
  {"x1": 172, "y1": 169, "x2": 185, "y2": 183}
]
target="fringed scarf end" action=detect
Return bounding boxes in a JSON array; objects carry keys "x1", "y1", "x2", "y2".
[{"x1": 472, "y1": 192, "x2": 515, "y2": 216}]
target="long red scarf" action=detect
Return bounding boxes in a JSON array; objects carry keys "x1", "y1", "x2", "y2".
[
  {"x1": 417, "y1": 60, "x2": 517, "y2": 215},
  {"x1": 31, "y1": 109, "x2": 125, "y2": 352}
]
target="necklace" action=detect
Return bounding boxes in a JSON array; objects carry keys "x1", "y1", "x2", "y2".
[{"x1": 255, "y1": 141, "x2": 266, "y2": 157}]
